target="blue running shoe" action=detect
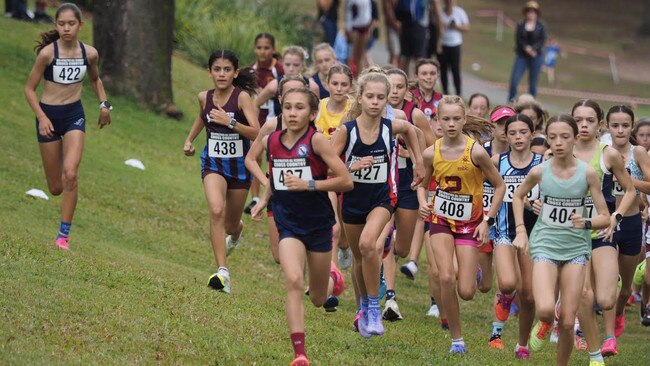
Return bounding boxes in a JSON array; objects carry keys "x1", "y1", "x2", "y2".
[
  {"x1": 450, "y1": 343, "x2": 466, "y2": 354},
  {"x1": 366, "y1": 307, "x2": 385, "y2": 336}
]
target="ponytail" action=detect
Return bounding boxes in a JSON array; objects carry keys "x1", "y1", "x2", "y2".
[{"x1": 34, "y1": 3, "x2": 82, "y2": 54}]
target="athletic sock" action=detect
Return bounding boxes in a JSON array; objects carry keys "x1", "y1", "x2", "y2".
[
  {"x1": 290, "y1": 332, "x2": 306, "y2": 358},
  {"x1": 440, "y1": 318, "x2": 449, "y2": 327},
  {"x1": 386, "y1": 290, "x2": 396, "y2": 300},
  {"x1": 361, "y1": 296, "x2": 369, "y2": 313},
  {"x1": 217, "y1": 266, "x2": 229, "y2": 275},
  {"x1": 252, "y1": 197, "x2": 260, "y2": 203},
  {"x1": 368, "y1": 295, "x2": 380, "y2": 309},
  {"x1": 589, "y1": 349, "x2": 604, "y2": 363},
  {"x1": 604, "y1": 335, "x2": 615, "y2": 341},
  {"x1": 431, "y1": 297, "x2": 437, "y2": 306},
  {"x1": 57, "y1": 221, "x2": 72, "y2": 239},
  {"x1": 492, "y1": 321, "x2": 505, "y2": 337},
  {"x1": 515, "y1": 343, "x2": 528, "y2": 350},
  {"x1": 452, "y1": 338, "x2": 465, "y2": 346}
]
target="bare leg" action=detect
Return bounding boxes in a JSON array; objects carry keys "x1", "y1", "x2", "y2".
[{"x1": 556, "y1": 263, "x2": 586, "y2": 366}]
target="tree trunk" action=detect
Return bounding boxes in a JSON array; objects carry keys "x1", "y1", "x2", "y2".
[
  {"x1": 640, "y1": 0, "x2": 650, "y2": 36},
  {"x1": 93, "y1": 0, "x2": 176, "y2": 113}
]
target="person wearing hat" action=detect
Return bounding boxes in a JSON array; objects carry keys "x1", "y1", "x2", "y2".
[{"x1": 507, "y1": 1, "x2": 547, "y2": 102}]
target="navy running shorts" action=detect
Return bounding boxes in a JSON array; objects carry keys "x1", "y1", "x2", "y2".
[{"x1": 36, "y1": 100, "x2": 85, "y2": 143}]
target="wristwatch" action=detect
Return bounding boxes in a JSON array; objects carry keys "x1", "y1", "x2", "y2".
[
  {"x1": 99, "y1": 100, "x2": 113, "y2": 110},
  {"x1": 584, "y1": 219, "x2": 592, "y2": 230},
  {"x1": 228, "y1": 117, "x2": 237, "y2": 130},
  {"x1": 483, "y1": 215, "x2": 495, "y2": 226},
  {"x1": 308, "y1": 180, "x2": 316, "y2": 192},
  {"x1": 612, "y1": 212, "x2": 623, "y2": 223}
]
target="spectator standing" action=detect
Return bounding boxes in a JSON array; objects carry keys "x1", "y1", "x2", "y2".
[
  {"x1": 438, "y1": 0, "x2": 469, "y2": 96},
  {"x1": 507, "y1": 1, "x2": 547, "y2": 102},
  {"x1": 318, "y1": 0, "x2": 341, "y2": 47},
  {"x1": 395, "y1": 0, "x2": 431, "y2": 74},
  {"x1": 346, "y1": 0, "x2": 373, "y2": 75}
]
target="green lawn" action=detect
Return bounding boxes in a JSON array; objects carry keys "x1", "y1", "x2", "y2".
[{"x1": 1, "y1": 13, "x2": 649, "y2": 366}]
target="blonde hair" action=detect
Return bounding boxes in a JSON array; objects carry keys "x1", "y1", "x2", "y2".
[
  {"x1": 347, "y1": 67, "x2": 392, "y2": 120},
  {"x1": 311, "y1": 43, "x2": 336, "y2": 62},
  {"x1": 282, "y1": 45, "x2": 308, "y2": 62}
]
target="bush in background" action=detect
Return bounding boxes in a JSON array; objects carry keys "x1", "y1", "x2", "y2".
[{"x1": 175, "y1": 0, "x2": 316, "y2": 67}]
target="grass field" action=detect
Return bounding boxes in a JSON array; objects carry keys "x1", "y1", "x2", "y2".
[{"x1": 1, "y1": 11, "x2": 650, "y2": 366}]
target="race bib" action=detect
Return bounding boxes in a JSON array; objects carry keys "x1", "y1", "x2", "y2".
[
  {"x1": 433, "y1": 190, "x2": 473, "y2": 221},
  {"x1": 503, "y1": 175, "x2": 539, "y2": 203},
  {"x1": 208, "y1": 132, "x2": 244, "y2": 158},
  {"x1": 350, "y1": 155, "x2": 388, "y2": 184},
  {"x1": 272, "y1": 158, "x2": 313, "y2": 191},
  {"x1": 541, "y1": 196, "x2": 585, "y2": 227},
  {"x1": 612, "y1": 181, "x2": 625, "y2": 196},
  {"x1": 584, "y1": 196, "x2": 597, "y2": 219},
  {"x1": 53, "y1": 61, "x2": 87, "y2": 84},
  {"x1": 483, "y1": 185, "x2": 494, "y2": 211}
]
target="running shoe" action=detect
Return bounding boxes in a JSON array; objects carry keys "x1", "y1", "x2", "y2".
[
  {"x1": 226, "y1": 225, "x2": 243, "y2": 256},
  {"x1": 330, "y1": 262, "x2": 346, "y2": 296},
  {"x1": 426, "y1": 304, "x2": 440, "y2": 318},
  {"x1": 243, "y1": 199, "x2": 257, "y2": 215},
  {"x1": 379, "y1": 265, "x2": 387, "y2": 300},
  {"x1": 358, "y1": 309, "x2": 372, "y2": 339},
  {"x1": 449, "y1": 343, "x2": 466, "y2": 354},
  {"x1": 614, "y1": 311, "x2": 626, "y2": 338},
  {"x1": 488, "y1": 335, "x2": 504, "y2": 349},
  {"x1": 631, "y1": 291, "x2": 642, "y2": 304},
  {"x1": 642, "y1": 304, "x2": 650, "y2": 326},
  {"x1": 594, "y1": 302, "x2": 603, "y2": 316},
  {"x1": 627, "y1": 294, "x2": 636, "y2": 306},
  {"x1": 290, "y1": 354, "x2": 310, "y2": 366},
  {"x1": 352, "y1": 309, "x2": 361, "y2": 332},
  {"x1": 574, "y1": 333, "x2": 588, "y2": 351},
  {"x1": 338, "y1": 247, "x2": 352, "y2": 270},
  {"x1": 382, "y1": 298, "x2": 403, "y2": 321},
  {"x1": 509, "y1": 301, "x2": 520, "y2": 317},
  {"x1": 208, "y1": 271, "x2": 231, "y2": 294},
  {"x1": 529, "y1": 321, "x2": 552, "y2": 351},
  {"x1": 382, "y1": 226, "x2": 394, "y2": 259},
  {"x1": 366, "y1": 307, "x2": 385, "y2": 336},
  {"x1": 589, "y1": 361, "x2": 605, "y2": 366},
  {"x1": 400, "y1": 260, "x2": 418, "y2": 280},
  {"x1": 514, "y1": 345, "x2": 530, "y2": 359},
  {"x1": 440, "y1": 318, "x2": 449, "y2": 331},
  {"x1": 324, "y1": 296, "x2": 339, "y2": 312},
  {"x1": 55, "y1": 237, "x2": 69, "y2": 250},
  {"x1": 602, "y1": 337, "x2": 618, "y2": 357},
  {"x1": 549, "y1": 321, "x2": 559, "y2": 343},
  {"x1": 476, "y1": 265, "x2": 483, "y2": 286},
  {"x1": 495, "y1": 293, "x2": 514, "y2": 322}
]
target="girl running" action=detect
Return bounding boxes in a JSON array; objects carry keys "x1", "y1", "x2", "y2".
[
  {"x1": 381, "y1": 68, "x2": 435, "y2": 320},
  {"x1": 246, "y1": 76, "x2": 310, "y2": 264},
  {"x1": 255, "y1": 46, "x2": 320, "y2": 119},
  {"x1": 311, "y1": 43, "x2": 338, "y2": 99},
  {"x1": 410, "y1": 58, "x2": 443, "y2": 122},
  {"x1": 248, "y1": 87, "x2": 353, "y2": 366},
  {"x1": 314, "y1": 64, "x2": 354, "y2": 271},
  {"x1": 246, "y1": 33, "x2": 284, "y2": 215},
  {"x1": 488, "y1": 114, "x2": 542, "y2": 358},
  {"x1": 24, "y1": 3, "x2": 112, "y2": 250},
  {"x1": 571, "y1": 100, "x2": 635, "y2": 363},
  {"x1": 601, "y1": 105, "x2": 650, "y2": 354},
  {"x1": 183, "y1": 50, "x2": 259, "y2": 293},
  {"x1": 512, "y1": 114, "x2": 611, "y2": 366},
  {"x1": 418, "y1": 96, "x2": 505, "y2": 354},
  {"x1": 515, "y1": 101, "x2": 547, "y2": 154},
  {"x1": 331, "y1": 71, "x2": 424, "y2": 338}
]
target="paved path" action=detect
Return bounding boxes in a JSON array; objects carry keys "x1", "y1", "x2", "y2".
[{"x1": 368, "y1": 42, "x2": 650, "y2": 112}]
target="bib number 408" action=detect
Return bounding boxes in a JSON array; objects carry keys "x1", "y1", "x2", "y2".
[{"x1": 438, "y1": 200, "x2": 465, "y2": 219}]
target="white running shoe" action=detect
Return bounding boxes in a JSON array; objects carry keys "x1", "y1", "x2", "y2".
[
  {"x1": 226, "y1": 221, "x2": 243, "y2": 256},
  {"x1": 426, "y1": 304, "x2": 440, "y2": 318},
  {"x1": 338, "y1": 247, "x2": 352, "y2": 270},
  {"x1": 382, "y1": 298, "x2": 404, "y2": 321},
  {"x1": 208, "y1": 269, "x2": 231, "y2": 294},
  {"x1": 400, "y1": 260, "x2": 418, "y2": 280},
  {"x1": 549, "y1": 320, "x2": 559, "y2": 343}
]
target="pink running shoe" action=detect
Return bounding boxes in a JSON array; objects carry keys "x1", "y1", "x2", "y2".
[
  {"x1": 353, "y1": 310, "x2": 362, "y2": 332},
  {"x1": 55, "y1": 237, "x2": 69, "y2": 250},
  {"x1": 330, "y1": 262, "x2": 345, "y2": 296},
  {"x1": 514, "y1": 346, "x2": 530, "y2": 359},
  {"x1": 602, "y1": 337, "x2": 618, "y2": 357},
  {"x1": 614, "y1": 311, "x2": 626, "y2": 338}
]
